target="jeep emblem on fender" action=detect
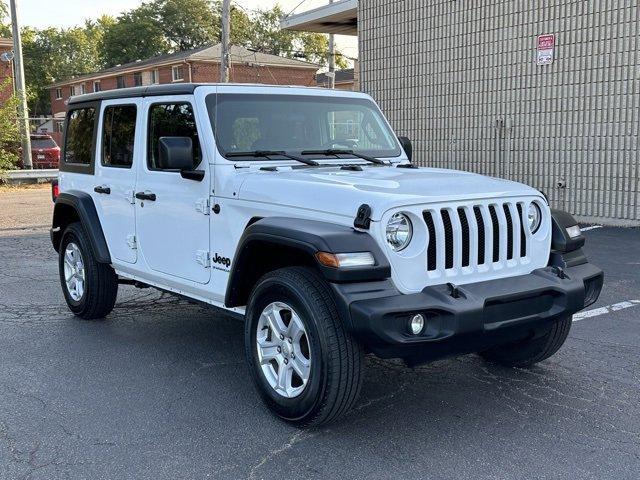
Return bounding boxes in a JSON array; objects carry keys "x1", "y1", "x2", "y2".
[{"x1": 212, "y1": 253, "x2": 231, "y2": 268}]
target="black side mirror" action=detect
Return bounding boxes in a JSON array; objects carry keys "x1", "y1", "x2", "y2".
[
  {"x1": 158, "y1": 137, "x2": 194, "y2": 170},
  {"x1": 398, "y1": 136, "x2": 413, "y2": 161}
]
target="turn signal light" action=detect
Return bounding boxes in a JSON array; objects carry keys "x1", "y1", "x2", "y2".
[{"x1": 316, "y1": 252, "x2": 375, "y2": 269}]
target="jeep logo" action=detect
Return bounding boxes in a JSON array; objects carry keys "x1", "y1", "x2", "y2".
[{"x1": 213, "y1": 253, "x2": 231, "y2": 268}]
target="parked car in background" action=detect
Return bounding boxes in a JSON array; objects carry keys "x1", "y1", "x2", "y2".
[{"x1": 29, "y1": 134, "x2": 60, "y2": 168}]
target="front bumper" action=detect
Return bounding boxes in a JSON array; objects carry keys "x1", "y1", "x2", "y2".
[{"x1": 332, "y1": 262, "x2": 603, "y2": 365}]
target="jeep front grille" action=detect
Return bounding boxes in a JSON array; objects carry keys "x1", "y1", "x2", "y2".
[{"x1": 423, "y1": 201, "x2": 529, "y2": 273}]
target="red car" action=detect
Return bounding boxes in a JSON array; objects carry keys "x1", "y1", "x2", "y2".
[{"x1": 30, "y1": 134, "x2": 61, "y2": 169}]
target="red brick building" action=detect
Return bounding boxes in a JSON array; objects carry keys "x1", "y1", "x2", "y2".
[
  {"x1": 0, "y1": 38, "x2": 14, "y2": 104},
  {"x1": 49, "y1": 44, "x2": 319, "y2": 116}
]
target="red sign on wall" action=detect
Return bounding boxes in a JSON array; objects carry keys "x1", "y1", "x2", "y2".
[{"x1": 537, "y1": 34, "x2": 555, "y2": 65}]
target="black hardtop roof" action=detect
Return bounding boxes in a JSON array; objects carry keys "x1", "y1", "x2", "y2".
[{"x1": 68, "y1": 83, "x2": 200, "y2": 105}]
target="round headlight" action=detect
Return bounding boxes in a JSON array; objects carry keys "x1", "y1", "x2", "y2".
[
  {"x1": 527, "y1": 202, "x2": 542, "y2": 234},
  {"x1": 386, "y1": 213, "x2": 413, "y2": 251}
]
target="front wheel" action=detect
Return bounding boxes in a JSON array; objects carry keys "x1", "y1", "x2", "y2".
[
  {"x1": 58, "y1": 222, "x2": 118, "y2": 320},
  {"x1": 479, "y1": 315, "x2": 573, "y2": 367},
  {"x1": 245, "y1": 267, "x2": 364, "y2": 427}
]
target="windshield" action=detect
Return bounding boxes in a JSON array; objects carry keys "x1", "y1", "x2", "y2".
[
  {"x1": 31, "y1": 137, "x2": 58, "y2": 149},
  {"x1": 207, "y1": 94, "x2": 401, "y2": 159}
]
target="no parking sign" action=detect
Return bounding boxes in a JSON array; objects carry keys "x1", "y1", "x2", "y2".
[{"x1": 537, "y1": 34, "x2": 555, "y2": 65}]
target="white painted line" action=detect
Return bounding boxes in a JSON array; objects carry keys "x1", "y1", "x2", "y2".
[
  {"x1": 573, "y1": 299, "x2": 640, "y2": 322},
  {"x1": 580, "y1": 225, "x2": 603, "y2": 232}
]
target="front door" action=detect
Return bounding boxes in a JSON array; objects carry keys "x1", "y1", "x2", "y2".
[
  {"x1": 92, "y1": 100, "x2": 140, "y2": 264},
  {"x1": 134, "y1": 97, "x2": 211, "y2": 284}
]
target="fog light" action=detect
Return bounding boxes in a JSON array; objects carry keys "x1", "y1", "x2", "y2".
[
  {"x1": 566, "y1": 225, "x2": 582, "y2": 239},
  {"x1": 409, "y1": 314, "x2": 425, "y2": 335}
]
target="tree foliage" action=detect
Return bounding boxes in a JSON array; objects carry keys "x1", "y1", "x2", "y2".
[
  {"x1": 0, "y1": 79, "x2": 21, "y2": 171},
  {"x1": 20, "y1": 0, "x2": 349, "y2": 116},
  {"x1": 0, "y1": 0, "x2": 10, "y2": 37}
]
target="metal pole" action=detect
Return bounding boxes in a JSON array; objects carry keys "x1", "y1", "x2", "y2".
[
  {"x1": 220, "y1": 0, "x2": 231, "y2": 83},
  {"x1": 328, "y1": 0, "x2": 335, "y2": 89},
  {"x1": 9, "y1": 0, "x2": 31, "y2": 169}
]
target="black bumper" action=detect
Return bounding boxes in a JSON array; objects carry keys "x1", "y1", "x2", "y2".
[{"x1": 331, "y1": 262, "x2": 603, "y2": 365}]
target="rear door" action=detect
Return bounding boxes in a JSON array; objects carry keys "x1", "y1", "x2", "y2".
[
  {"x1": 134, "y1": 95, "x2": 211, "y2": 284},
  {"x1": 92, "y1": 100, "x2": 140, "y2": 264}
]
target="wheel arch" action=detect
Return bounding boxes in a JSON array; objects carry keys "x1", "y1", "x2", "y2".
[
  {"x1": 224, "y1": 217, "x2": 391, "y2": 308},
  {"x1": 51, "y1": 190, "x2": 111, "y2": 264}
]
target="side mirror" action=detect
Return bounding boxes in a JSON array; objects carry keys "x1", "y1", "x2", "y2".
[
  {"x1": 398, "y1": 136, "x2": 413, "y2": 161},
  {"x1": 158, "y1": 137, "x2": 194, "y2": 170}
]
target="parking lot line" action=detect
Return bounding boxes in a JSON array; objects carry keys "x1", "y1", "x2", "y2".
[
  {"x1": 573, "y1": 299, "x2": 640, "y2": 322},
  {"x1": 580, "y1": 225, "x2": 603, "y2": 231}
]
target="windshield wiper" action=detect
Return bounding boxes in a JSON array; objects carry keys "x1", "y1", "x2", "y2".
[
  {"x1": 300, "y1": 149, "x2": 385, "y2": 165},
  {"x1": 225, "y1": 150, "x2": 319, "y2": 166}
]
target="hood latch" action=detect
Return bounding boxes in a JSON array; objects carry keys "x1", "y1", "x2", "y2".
[{"x1": 354, "y1": 204, "x2": 372, "y2": 230}]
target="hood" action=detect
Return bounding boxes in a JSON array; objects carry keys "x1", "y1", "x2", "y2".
[{"x1": 237, "y1": 165, "x2": 543, "y2": 220}]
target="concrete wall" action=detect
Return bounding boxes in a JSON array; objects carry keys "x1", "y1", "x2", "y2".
[{"x1": 359, "y1": 1, "x2": 639, "y2": 225}]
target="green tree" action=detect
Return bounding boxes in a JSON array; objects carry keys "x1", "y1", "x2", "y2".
[
  {"x1": 101, "y1": 5, "x2": 168, "y2": 66},
  {"x1": 157, "y1": 0, "x2": 219, "y2": 50},
  {"x1": 0, "y1": 80, "x2": 20, "y2": 171},
  {"x1": 0, "y1": 0, "x2": 10, "y2": 37}
]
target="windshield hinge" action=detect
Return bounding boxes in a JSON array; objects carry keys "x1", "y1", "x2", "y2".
[
  {"x1": 354, "y1": 204, "x2": 372, "y2": 230},
  {"x1": 196, "y1": 198, "x2": 211, "y2": 215},
  {"x1": 196, "y1": 250, "x2": 211, "y2": 268}
]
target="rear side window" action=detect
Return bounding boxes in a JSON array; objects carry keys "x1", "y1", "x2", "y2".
[
  {"x1": 65, "y1": 107, "x2": 96, "y2": 165},
  {"x1": 102, "y1": 105, "x2": 137, "y2": 168},
  {"x1": 147, "y1": 103, "x2": 202, "y2": 170}
]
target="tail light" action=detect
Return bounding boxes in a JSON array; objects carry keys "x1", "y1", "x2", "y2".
[{"x1": 52, "y1": 179, "x2": 59, "y2": 202}]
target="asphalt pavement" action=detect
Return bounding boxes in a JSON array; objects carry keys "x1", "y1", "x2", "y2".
[{"x1": 0, "y1": 186, "x2": 638, "y2": 480}]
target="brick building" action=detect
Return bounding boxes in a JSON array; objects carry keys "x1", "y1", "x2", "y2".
[
  {"x1": 49, "y1": 44, "x2": 319, "y2": 117},
  {"x1": 284, "y1": 0, "x2": 640, "y2": 226},
  {"x1": 0, "y1": 38, "x2": 14, "y2": 104}
]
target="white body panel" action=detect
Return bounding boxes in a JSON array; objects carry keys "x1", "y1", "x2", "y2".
[{"x1": 59, "y1": 84, "x2": 553, "y2": 307}]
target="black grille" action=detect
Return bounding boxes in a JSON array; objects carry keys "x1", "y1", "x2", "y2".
[
  {"x1": 474, "y1": 206, "x2": 485, "y2": 265},
  {"x1": 458, "y1": 208, "x2": 470, "y2": 267},
  {"x1": 424, "y1": 211, "x2": 437, "y2": 271},
  {"x1": 488, "y1": 205, "x2": 500, "y2": 263},
  {"x1": 516, "y1": 203, "x2": 527, "y2": 257},
  {"x1": 503, "y1": 204, "x2": 514, "y2": 260},
  {"x1": 441, "y1": 210, "x2": 454, "y2": 269}
]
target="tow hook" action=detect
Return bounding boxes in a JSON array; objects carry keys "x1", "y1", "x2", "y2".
[
  {"x1": 552, "y1": 266, "x2": 568, "y2": 279},
  {"x1": 447, "y1": 283, "x2": 461, "y2": 298}
]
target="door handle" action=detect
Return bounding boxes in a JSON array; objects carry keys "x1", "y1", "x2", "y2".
[
  {"x1": 135, "y1": 191, "x2": 156, "y2": 201},
  {"x1": 94, "y1": 186, "x2": 111, "y2": 195}
]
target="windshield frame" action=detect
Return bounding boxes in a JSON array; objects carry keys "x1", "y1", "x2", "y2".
[{"x1": 205, "y1": 92, "x2": 402, "y2": 162}]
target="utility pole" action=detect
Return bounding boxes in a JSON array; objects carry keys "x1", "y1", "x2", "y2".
[
  {"x1": 220, "y1": 0, "x2": 231, "y2": 83},
  {"x1": 9, "y1": 0, "x2": 31, "y2": 169},
  {"x1": 328, "y1": 0, "x2": 335, "y2": 89}
]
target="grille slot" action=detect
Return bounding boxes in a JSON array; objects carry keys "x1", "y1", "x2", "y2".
[
  {"x1": 473, "y1": 206, "x2": 486, "y2": 265},
  {"x1": 458, "y1": 208, "x2": 470, "y2": 267},
  {"x1": 424, "y1": 211, "x2": 437, "y2": 271},
  {"x1": 517, "y1": 203, "x2": 527, "y2": 257},
  {"x1": 441, "y1": 209, "x2": 454, "y2": 270},
  {"x1": 488, "y1": 205, "x2": 500, "y2": 262},
  {"x1": 503, "y1": 204, "x2": 514, "y2": 260}
]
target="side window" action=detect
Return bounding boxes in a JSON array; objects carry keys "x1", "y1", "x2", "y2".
[
  {"x1": 65, "y1": 107, "x2": 96, "y2": 165},
  {"x1": 147, "y1": 103, "x2": 202, "y2": 170},
  {"x1": 102, "y1": 105, "x2": 137, "y2": 168}
]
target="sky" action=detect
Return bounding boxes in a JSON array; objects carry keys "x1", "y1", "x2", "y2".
[{"x1": 15, "y1": 0, "x2": 358, "y2": 58}]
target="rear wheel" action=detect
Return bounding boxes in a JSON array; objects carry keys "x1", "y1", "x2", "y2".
[
  {"x1": 245, "y1": 266, "x2": 364, "y2": 427},
  {"x1": 479, "y1": 315, "x2": 572, "y2": 367},
  {"x1": 58, "y1": 222, "x2": 118, "y2": 320}
]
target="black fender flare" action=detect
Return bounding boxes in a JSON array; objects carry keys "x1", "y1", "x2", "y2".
[
  {"x1": 225, "y1": 217, "x2": 391, "y2": 308},
  {"x1": 51, "y1": 190, "x2": 112, "y2": 264}
]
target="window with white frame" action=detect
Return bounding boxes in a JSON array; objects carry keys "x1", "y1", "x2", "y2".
[
  {"x1": 55, "y1": 88, "x2": 62, "y2": 100},
  {"x1": 93, "y1": 81, "x2": 101, "y2": 92},
  {"x1": 172, "y1": 65, "x2": 184, "y2": 82},
  {"x1": 150, "y1": 69, "x2": 159, "y2": 84},
  {"x1": 79, "y1": 84, "x2": 86, "y2": 95}
]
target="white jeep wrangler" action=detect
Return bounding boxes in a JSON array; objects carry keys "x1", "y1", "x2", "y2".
[{"x1": 52, "y1": 84, "x2": 603, "y2": 426}]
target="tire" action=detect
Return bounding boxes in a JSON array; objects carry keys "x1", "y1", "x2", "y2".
[
  {"x1": 58, "y1": 222, "x2": 118, "y2": 320},
  {"x1": 479, "y1": 315, "x2": 572, "y2": 367},
  {"x1": 245, "y1": 266, "x2": 364, "y2": 427}
]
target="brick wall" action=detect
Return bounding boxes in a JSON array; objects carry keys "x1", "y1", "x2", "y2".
[
  {"x1": 359, "y1": 0, "x2": 640, "y2": 225},
  {"x1": 0, "y1": 44, "x2": 13, "y2": 104},
  {"x1": 50, "y1": 61, "x2": 317, "y2": 116}
]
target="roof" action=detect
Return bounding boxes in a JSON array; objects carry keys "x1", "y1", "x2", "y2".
[
  {"x1": 51, "y1": 44, "x2": 319, "y2": 88},
  {"x1": 317, "y1": 68, "x2": 355, "y2": 86},
  {"x1": 280, "y1": 0, "x2": 357, "y2": 35},
  {"x1": 0, "y1": 38, "x2": 12, "y2": 48}
]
